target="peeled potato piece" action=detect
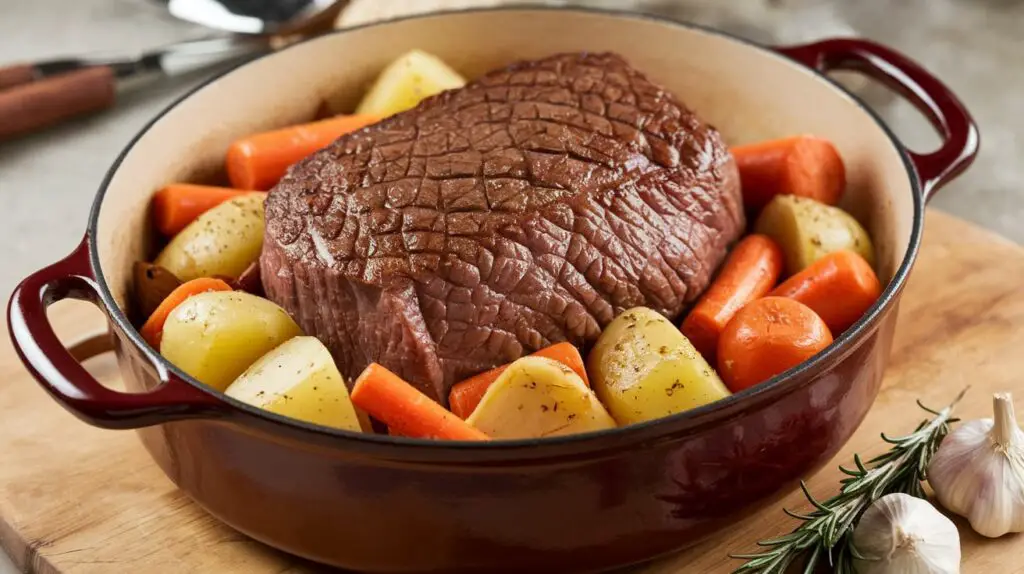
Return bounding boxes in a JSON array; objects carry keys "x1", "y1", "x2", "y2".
[
  {"x1": 466, "y1": 357, "x2": 615, "y2": 439},
  {"x1": 355, "y1": 50, "x2": 466, "y2": 117},
  {"x1": 160, "y1": 291, "x2": 302, "y2": 392},
  {"x1": 226, "y1": 337, "x2": 362, "y2": 432},
  {"x1": 588, "y1": 307, "x2": 731, "y2": 425},
  {"x1": 755, "y1": 194, "x2": 875, "y2": 275},
  {"x1": 154, "y1": 193, "x2": 265, "y2": 281}
]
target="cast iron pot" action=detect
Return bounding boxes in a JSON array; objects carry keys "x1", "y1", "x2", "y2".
[{"x1": 7, "y1": 8, "x2": 978, "y2": 573}]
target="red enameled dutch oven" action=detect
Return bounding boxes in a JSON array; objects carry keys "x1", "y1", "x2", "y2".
[{"x1": 7, "y1": 8, "x2": 978, "y2": 573}]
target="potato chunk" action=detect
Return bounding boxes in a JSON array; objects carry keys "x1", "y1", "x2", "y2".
[
  {"x1": 154, "y1": 193, "x2": 265, "y2": 281},
  {"x1": 160, "y1": 291, "x2": 302, "y2": 391},
  {"x1": 588, "y1": 307, "x2": 731, "y2": 425},
  {"x1": 755, "y1": 195, "x2": 875, "y2": 274},
  {"x1": 466, "y1": 357, "x2": 615, "y2": 439},
  {"x1": 225, "y1": 337, "x2": 362, "y2": 432},
  {"x1": 355, "y1": 50, "x2": 466, "y2": 117}
]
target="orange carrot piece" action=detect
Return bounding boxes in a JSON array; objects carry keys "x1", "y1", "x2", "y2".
[
  {"x1": 151, "y1": 184, "x2": 261, "y2": 236},
  {"x1": 226, "y1": 114, "x2": 380, "y2": 190},
  {"x1": 731, "y1": 135, "x2": 846, "y2": 211},
  {"x1": 680, "y1": 234, "x2": 784, "y2": 363},
  {"x1": 770, "y1": 250, "x2": 881, "y2": 335},
  {"x1": 352, "y1": 363, "x2": 489, "y2": 441},
  {"x1": 448, "y1": 342, "x2": 589, "y2": 419},
  {"x1": 717, "y1": 297, "x2": 833, "y2": 393},
  {"x1": 140, "y1": 277, "x2": 233, "y2": 348}
]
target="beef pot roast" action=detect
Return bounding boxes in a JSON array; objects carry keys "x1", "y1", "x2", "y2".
[{"x1": 261, "y1": 52, "x2": 744, "y2": 403}]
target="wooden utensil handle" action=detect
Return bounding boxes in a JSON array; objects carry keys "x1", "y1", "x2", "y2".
[
  {"x1": 0, "y1": 63, "x2": 37, "y2": 89},
  {"x1": 0, "y1": 66, "x2": 116, "y2": 140}
]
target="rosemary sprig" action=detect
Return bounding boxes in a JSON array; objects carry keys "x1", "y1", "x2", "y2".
[{"x1": 731, "y1": 390, "x2": 966, "y2": 574}]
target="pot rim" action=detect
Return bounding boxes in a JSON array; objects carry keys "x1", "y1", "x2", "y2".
[{"x1": 85, "y1": 5, "x2": 924, "y2": 458}]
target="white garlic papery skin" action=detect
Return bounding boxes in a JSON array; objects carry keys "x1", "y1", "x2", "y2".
[
  {"x1": 852, "y1": 493, "x2": 961, "y2": 574},
  {"x1": 928, "y1": 392, "x2": 1024, "y2": 537}
]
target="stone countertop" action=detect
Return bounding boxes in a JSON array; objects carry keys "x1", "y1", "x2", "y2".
[{"x1": 0, "y1": 0, "x2": 1020, "y2": 572}]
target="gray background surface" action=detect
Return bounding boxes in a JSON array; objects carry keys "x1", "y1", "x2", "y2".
[{"x1": 0, "y1": 0, "x2": 1021, "y2": 571}]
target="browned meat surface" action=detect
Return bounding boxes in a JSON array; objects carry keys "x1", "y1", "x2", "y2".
[{"x1": 261, "y1": 52, "x2": 744, "y2": 403}]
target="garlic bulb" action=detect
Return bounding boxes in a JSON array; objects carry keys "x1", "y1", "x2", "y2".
[
  {"x1": 852, "y1": 493, "x2": 960, "y2": 574},
  {"x1": 928, "y1": 392, "x2": 1024, "y2": 537}
]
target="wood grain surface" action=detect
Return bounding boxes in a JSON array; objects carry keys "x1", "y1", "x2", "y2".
[{"x1": 1, "y1": 210, "x2": 1022, "y2": 573}]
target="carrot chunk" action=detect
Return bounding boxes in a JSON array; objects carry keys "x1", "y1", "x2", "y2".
[
  {"x1": 226, "y1": 114, "x2": 380, "y2": 190},
  {"x1": 770, "y1": 250, "x2": 881, "y2": 335},
  {"x1": 717, "y1": 297, "x2": 833, "y2": 392},
  {"x1": 151, "y1": 184, "x2": 261, "y2": 236},
  {"x1": 680, "y1": 235, "x2": 784, "y2": 363},
  {"x1": 352, "y1": 363, "x2": 489, "y2": 441},
  {"x1": 731, "y1": 135, "x2": 846, "y2": 210}
]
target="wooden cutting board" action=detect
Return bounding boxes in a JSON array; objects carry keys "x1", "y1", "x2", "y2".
[{"x1": 1, "y1": 210, "x2": 1023, "y2": 574}]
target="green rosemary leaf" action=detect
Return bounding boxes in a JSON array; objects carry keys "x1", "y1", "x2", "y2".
[
  {"x1": 879, "y1": 431, "x2": 900, "y2": 444},
  {"x1": 729, "y1": 391, "x2": 964, "y2": 574},
  {"x1": 783, "y1": 507, "x2": 815, "y2": 521},
  {"x1": 801, "y1": 545, "x2": 822, "y2": 574},
  {"x1": 837, "y1": 464, "x2": 860, "y2": 477},
  {"x1": 731, "y1": 552, "x2": 780, "y2": 560},
  {"x1": 800, "y1": 481, "x2": 831, "y2": 513},
  {"x1": 853, "y1": 453, "x2": 867, "y2": 473},
  {"x1": 835, "y1": 507, "x2": 862, "y2": 540},
  {"x1": 755, "y1": 535, "x2": 796, "y2": 547},
  {"x1": 833, "y1": 549, "x2": 857, "y2": 574}
]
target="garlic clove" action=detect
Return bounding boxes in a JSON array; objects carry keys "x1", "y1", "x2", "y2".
[
  {"x1": 853, "y1": 493, "x2": 960, "y2": 574},
  {"x1": 928, "y1": 393, "x2": 1024, "y2": 537}
]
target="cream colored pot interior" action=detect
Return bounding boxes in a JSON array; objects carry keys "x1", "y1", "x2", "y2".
[{"x1": 96, "y1": 9, "x2": 914, "y2": 317}]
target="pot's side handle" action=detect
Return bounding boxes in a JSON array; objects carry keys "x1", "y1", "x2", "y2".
[
  {"x1": 776, "y1": 39, "x2": 979, "y2": 201},
  {"x1": 7, "y1": 237, "x2": 228, "y2": 429}
]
